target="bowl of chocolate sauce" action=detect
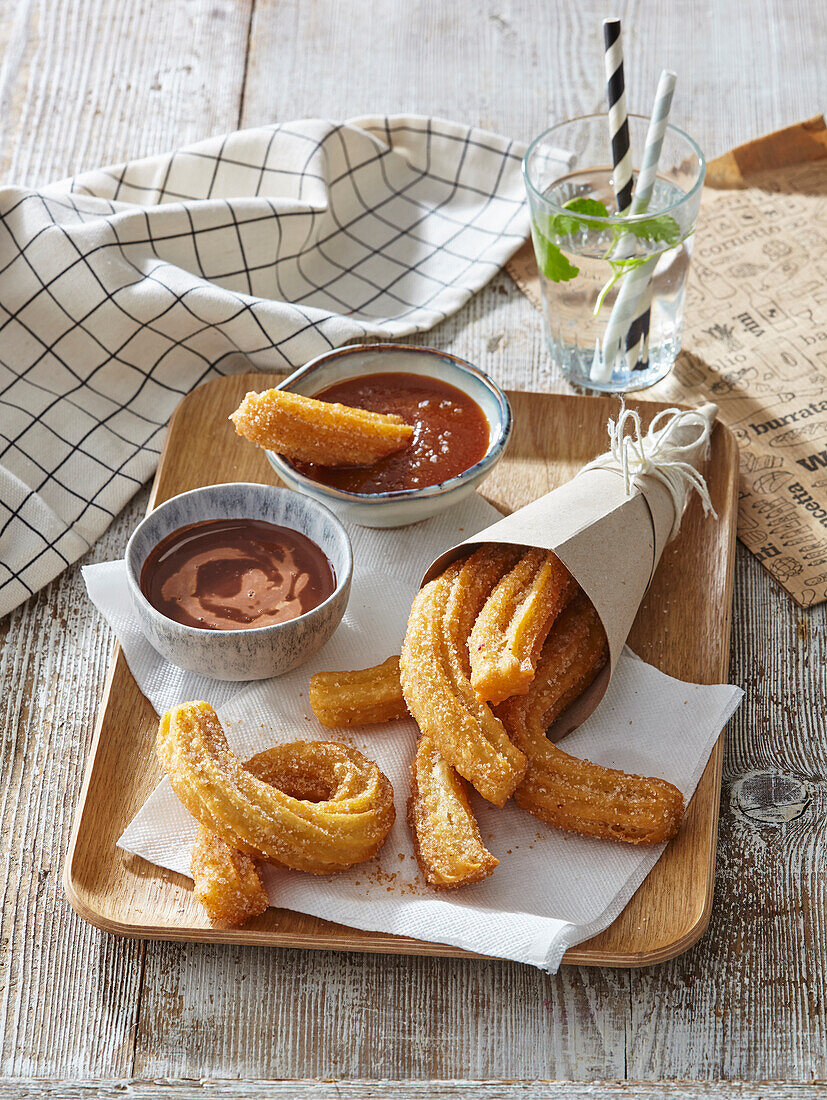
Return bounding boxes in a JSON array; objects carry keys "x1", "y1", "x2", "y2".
[
  {"x1": 125, "y1": 484, "x2": 352, "y2": 680},
  {"x1": 265, "y1": 344, "x2": 512, "y2": 528}
]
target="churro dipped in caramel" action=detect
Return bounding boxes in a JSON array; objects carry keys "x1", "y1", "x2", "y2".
[{"x1": 230, "y1": 387, "x2": 413, "y2": 467}]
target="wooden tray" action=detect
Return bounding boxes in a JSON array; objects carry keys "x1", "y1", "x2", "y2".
[{"x1": 64, "y1": 373, "x2": 739, "y2": 967}]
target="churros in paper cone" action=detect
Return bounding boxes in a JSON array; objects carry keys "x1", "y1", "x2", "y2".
[{"x1": 420, "y1": 402, "x2": 720, "y2": 739}]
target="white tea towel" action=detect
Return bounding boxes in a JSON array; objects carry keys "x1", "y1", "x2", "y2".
[
  {"x1": 1, "y1": 115, "x2": 528, "y2": 619},
  {"x1": 85, "y1": 496, "x2": 743, "y2": 972}
]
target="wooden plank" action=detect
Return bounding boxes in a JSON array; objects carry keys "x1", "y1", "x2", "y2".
[
  {"x1": 133, "y1": 948, "x2": 630, "y2": 1079},
  {"x1": 0, "y1": 0, "x2": 252, "y2": 183},
  {"x1": 134, "y1": 941, "x2": 624, "y2": 1078},
  {"x1": 0, "y1": 0, "x2": 252, "y2": 1080},
  {"x1": 242, "y1": 0, "x2": 823, "y2": 151},
  {"x1": 1, "y1": 1079, "x2": 826, "y2": 1100},
  {"x1": 626, "y1": 545, "x2": 827, "y2": 1081},
  {"x1": 0, "y1": 496, "x2": 147, "y2": 1076}
]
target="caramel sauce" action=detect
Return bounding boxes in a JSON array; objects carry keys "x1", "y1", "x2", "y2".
[
  {"x1": 292, "y1": 372, "x2": 490, "y2": 494},
  {"x1": 140, "y1": 518, "x2": 335, "y2": 630}
]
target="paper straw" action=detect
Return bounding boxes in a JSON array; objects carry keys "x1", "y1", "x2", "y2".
[
  {"x1": 591, "y1": 69, "x2": 678, "y2": 382},
  {"x1": 591, "y1": 254, "x2": 658, "y2": 383},
  {"x1": 625, "y1": 281, "x2": 653, "y2": 368},
  {"x1": 602, "y1": 19, "x2": 633, "y2": 214},
  {"x1": 624, "y1": 69, "x2": 677, "y2": 369},
  {"x1": 628, "y1": 70, "x2": 677, "y2": 216}
]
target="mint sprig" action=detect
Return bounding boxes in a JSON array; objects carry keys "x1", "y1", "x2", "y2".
[
  {"x1": 531, "y1": 194, "x2": 683, "y2": 296},
  {"x1": 531, "y1": 197, "x2": 611, "y2": 282}
]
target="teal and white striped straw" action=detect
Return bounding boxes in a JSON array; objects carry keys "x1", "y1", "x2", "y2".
[
  {"x1": 628, "y1": 69, "x2": 676, "y2": 216},
  {"x1": 590, "y1": 69, "x2": 678, "y2": 383}
]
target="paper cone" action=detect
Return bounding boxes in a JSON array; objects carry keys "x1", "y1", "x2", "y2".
[{"x1": 421, "y1": 402, "x2": 719, "y2": 739}]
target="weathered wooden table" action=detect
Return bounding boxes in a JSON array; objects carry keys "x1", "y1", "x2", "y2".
[{"x1": 1, "y1": 2, "x2": 824, "y2": 1096}]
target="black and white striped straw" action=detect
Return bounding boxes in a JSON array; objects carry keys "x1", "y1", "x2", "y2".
[
  {"x1": 625, "y1": 282, "x2": 652, "y2": 369},
  {"x1": 603, "y1": 18, "x2": 633, "y2": 214},
  {"x1": 592, "y1": 67, "x2": 679, "y2": 383}
]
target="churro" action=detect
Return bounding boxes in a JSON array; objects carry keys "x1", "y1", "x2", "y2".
[
  {"x1": 309, "y1": 656, "x2": 408, "y2": 728},
  {"x1": 409, "y1": 737, "x2": 498, "y2": 888},
  {"x1": 230, "y1": 387, "x2": 413, "y2": 466},
  {"x1": 497, "y1": 596, "x2": 684, "y2": 845},
  {"x1": 190, "y1": 825, "x2": 269, "y2": 927},
  {"x1": 157, "y1": 702, "x2": 395, "y2": 873},
  {"x1": 469, "y1": 548, "x2": 577, "y2": 705},
  {"x1": 400, "y1": 545, "x2": 527, "y2": 806}
]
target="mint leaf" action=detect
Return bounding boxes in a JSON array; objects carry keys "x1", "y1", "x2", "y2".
[
  {"x1": 625, "y1": 213, "x2": 681, "y2": 247},
  {"x1": 532, "y1": 228, "x2": 579, "y2": 282},
  {"x1": 553, "y1": 196, "x2": 610, "y2": 236},
  {"x1": 563, "y1": 197, "x2": 609, "y2": 217}
]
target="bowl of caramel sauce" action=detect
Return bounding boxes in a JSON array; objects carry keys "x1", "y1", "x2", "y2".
[
  {"x1": 125, "y1": 484, "x2": 352, "y2": 680},
  {"x1": 265, "y1": 344, "x2": 512, "y2": 528}
]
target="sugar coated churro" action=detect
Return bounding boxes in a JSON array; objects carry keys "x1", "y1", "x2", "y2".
[
  {"x1": 157, "y1": 701, "x2": 395, "y2": 874},
  {"x1": 309, "y1": 656, "x2": 408, "y2": 727},
  {"x1": 400, "y1": 545, "x2": 527, "y2": 807},
  {"x1": 409, "y1": 737, "x2": 498, "y2": 888},
  {"x1": 230, "y1": 387, "x2": 413, "y2": 466},
  {"x1": 469, "y1": 548, "x2": 577, "y2": 705},
  {"x1": 497, "y1": 595, "x2": 684, "y2": 845},
  {"x1": 190, "y1": 825, "x2": 269, "y2": 927}
]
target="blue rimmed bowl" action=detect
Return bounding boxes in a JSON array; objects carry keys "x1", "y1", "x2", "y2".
[
  {"x1": 125, "y1": 483, "x2": 353, "y2": 681},
  {"x1": 264, "y1": 344, "x2": 512, "y2": 528}
]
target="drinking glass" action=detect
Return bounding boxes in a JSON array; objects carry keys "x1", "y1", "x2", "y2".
[{"x1": 523, "y1": 114, "x2": 705, "y2": 392}]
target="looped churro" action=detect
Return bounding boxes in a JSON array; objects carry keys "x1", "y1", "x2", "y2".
[
  {"x1": 469, "y1": 547, "x2": 577, "y2": 705},
  {"x1": 309, "y1": 656, "x2": 408, "y2": 728},
  {"x1": 157, "y1": 701, "x2": 395, "y2": 874},
  {"x1": 409, "y1": 737, "x2": 498, "y2": 888},
  {"x1": 400, "y1": 545, "x2": 527, "y2": 807},
  {"x1": 230, "y1": 387, "x2": 413, "y2": 466},
  {"x1": 497, "y1": 596, "x2": 684, "y2": 845}
]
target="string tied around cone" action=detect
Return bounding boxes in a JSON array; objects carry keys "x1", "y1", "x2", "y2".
[{"x1": 582, "y1": 403, "x2": 717, "y2": 541}]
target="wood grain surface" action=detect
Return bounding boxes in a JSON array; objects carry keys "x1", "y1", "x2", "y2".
[
  {"x1": 64, "y1": 373, "x2": 738, "y2": 966},
  {"x1": 1, "y1": 0, "x2": 825, "y2": 1091},
  {"x1": 1, "y1": 1080, "x2": 826, "y2": 1100}
]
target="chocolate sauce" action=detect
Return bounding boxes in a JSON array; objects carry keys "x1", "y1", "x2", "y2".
[
  {"x1": 292, "y1": 372, "x2": 490, "y2": 494},
  {"x1": 140, "y1": 518, "x2": 335, "y2": 630}
]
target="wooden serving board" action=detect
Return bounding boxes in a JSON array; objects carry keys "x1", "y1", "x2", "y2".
[{"x1": 64, "y1": 373, "x2": 739, "y2": 967}]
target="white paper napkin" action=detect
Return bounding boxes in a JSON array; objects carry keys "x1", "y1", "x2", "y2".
[{"x1": 84, "y1": 495, "x2": 742, "y2": 972}]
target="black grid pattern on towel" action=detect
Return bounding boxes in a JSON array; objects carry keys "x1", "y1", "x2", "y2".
[{"x1": 0, "y1": 116, "x2": 527, "y2": 616}]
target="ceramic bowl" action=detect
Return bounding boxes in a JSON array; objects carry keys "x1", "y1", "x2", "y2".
[
  {"x1": 125, "y1": 483, "x2": 352, "y2": 681},
  {"x1": 264, "y1": 344, "x2": 512, "y2": 528}
]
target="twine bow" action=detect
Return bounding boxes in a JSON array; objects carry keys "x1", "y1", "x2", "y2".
[{"x1": 582, "y1": 403, "x2": 717, "y2": 541}]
